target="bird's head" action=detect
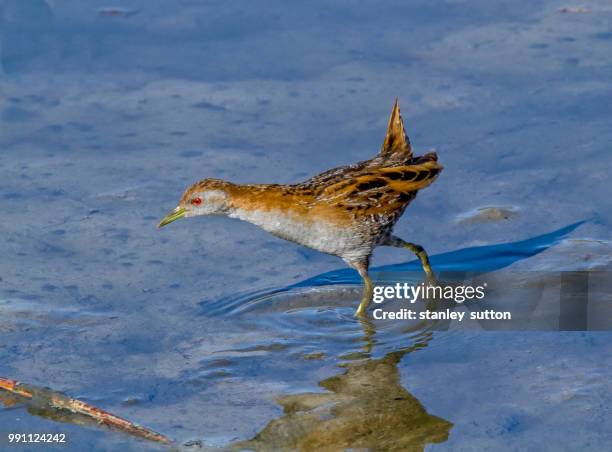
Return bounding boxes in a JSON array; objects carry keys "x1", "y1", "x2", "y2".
[{"x1": 157, "y1": 178, "x2": 233, "y2": 228}]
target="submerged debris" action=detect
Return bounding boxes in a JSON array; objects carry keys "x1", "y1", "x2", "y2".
[
  {"x1": 0, "y1": 377, "x2": 172, "y2": 445},
  {"x1": 558, "y1": 6, "x2": 591, "y2": 14},
  {"x1": 97, "y1": 7, "x2": 139, "y2": 17},
  {"x1": 456, "y1": 205, "x2": 519, "y2": 224}
]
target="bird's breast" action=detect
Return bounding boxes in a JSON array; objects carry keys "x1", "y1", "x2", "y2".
[{"x1": 229, "y1": 207, "x2": 368, "y2": 258}]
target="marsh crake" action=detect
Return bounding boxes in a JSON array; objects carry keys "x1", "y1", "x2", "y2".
[{"x1": 159, "y1": 100, "x2": 442, "y2": 316}]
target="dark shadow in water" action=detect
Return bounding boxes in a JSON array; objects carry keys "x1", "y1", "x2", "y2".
[
  {"x1": 231, "y1": 318, "x2": 452, "y2": 452},
  {"x1": 292, "y1": 220, "x2": 586, "y2": 287}
]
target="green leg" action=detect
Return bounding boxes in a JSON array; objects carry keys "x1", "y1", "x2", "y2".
[
  {"x1": 387, "y1": 236, "x2": 436, "y2": 284},
  {"x1": 355, "y1": 272, "x2": 373, "y2": 317},
  {"x1": 403, "y1": 242, "x2": 435, "y2": 283}
]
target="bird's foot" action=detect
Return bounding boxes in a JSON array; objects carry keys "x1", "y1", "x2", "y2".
[
  {"x1": 355, "y1": 299, "x2": 369, "y2": 317},
  {"x1": 354, "y1": 275, "x2": 374, "y2": 317}
]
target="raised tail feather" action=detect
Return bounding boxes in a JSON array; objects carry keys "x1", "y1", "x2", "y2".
[{"x1": 380, "y1": 98, "x2": 413, "y2": 162}]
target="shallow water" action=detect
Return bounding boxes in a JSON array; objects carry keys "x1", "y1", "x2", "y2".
[{"x1": 1, "y1": 0, "x2": 612, "y2": 450}]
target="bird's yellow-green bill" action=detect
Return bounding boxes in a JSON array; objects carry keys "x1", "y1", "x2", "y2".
[{"x1": 158, "y1": 206, "x2": 186, "y2": 228}]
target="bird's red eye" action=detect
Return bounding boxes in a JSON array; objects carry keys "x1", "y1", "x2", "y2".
[{"x1": 191, "y1": 197, "x2": 202, "y2": 205}]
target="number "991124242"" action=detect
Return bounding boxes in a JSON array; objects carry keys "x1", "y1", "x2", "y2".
[{"x1": 7, "y1": 433, "x2": 66, "y2": 443}]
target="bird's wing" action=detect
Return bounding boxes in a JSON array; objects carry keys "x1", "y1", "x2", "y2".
[
  {"x1": 296, "y1": 159, "x2": 373, "y2": 194},
  {"x1": 316, "y1": 157, "x2": 442, "y2": 216}
]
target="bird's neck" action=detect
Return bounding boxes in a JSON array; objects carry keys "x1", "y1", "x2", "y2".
[
  {"x1": 225, "y1": 183, "x2": 297, "y2": 220},
  {"x1": 223, "y1": 182, "x2": 351, "y2": 231},
  {"x1": 219, "y1": 184, "x2": 315, "y2": 241}
]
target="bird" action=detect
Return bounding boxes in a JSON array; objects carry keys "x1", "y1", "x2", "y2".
[{"x1": 158, "y1": 99, "x2": 442, "y2": 316}]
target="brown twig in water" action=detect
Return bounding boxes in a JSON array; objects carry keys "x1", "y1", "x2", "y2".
[{"x1": 0, "y1": 377, "x2": 173, "y2": 445}]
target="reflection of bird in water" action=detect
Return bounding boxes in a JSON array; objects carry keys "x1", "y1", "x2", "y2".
[
  {"x1": 158, "y1": 100, "x2": 442, "y2": 315},
  {"x1": 230, "y1": 320, "x2": 452, "y2": 452}
]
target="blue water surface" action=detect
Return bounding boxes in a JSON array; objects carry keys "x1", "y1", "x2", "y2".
[{"x1": 1, "y1": 1, "x2": 611, "y2": 450}]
